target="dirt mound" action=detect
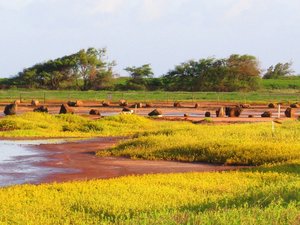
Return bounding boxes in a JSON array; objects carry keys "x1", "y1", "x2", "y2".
[
  {"x1": 89, "y1": 109, "x2": 101, "y2": 116},
  {"x1": 148, "y1": 109, "x2": 162, "y2": 117},
  {"x1": 290, "y1": 103, "x2": 299, "y2": 108},
  {"x1": 4, "y1": 104, "x2": 17, "y2": 115},
  {"x1": 31, "y1": 100, "x2": 40, "y2": 107},
  {"x1": 240, "y1": 104, "x2": 250, "y2": 108},
  {"x1": 33, "y1": 106, "x2": 48, "y2": 113},
  {"x1": 174, "y1": 102, "x2": 181, "y2": 107},
  {"x1": 67, "y1": 101, "x2": 76, "y2": 107},
  {"x1": 285, "y1": 107, "x2": 296, "y2": 118},
  {"x1": 102, "y1": 101, "x2": 110, "y2": 107},
  {"x1": 268, "y1": 103, "x2": 277, "y2": 108},
  {"x1": 122, "y1": 107, "x2": 133, "y2": 114},
  {"x1": 67, "y1": 100, "x2": 83, "y2": 107},
  {"x1": 205, "y1": 112, "x2": 211, "y2": 117},
  {"x1": 59, "y1": 104, "x2": 74, "y2": 114},
  {"x1": 225, "y1": 107, "x2": 242, "y2": 117},
  {"x1": 119, "y1": 100, "x2": 127, "y2": 107},
  {"x1": 261, "y1": 111, "x2": 272, "y2": 117}
]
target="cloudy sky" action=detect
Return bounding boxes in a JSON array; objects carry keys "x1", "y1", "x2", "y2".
[{"x1": 0, "y1": 0, "x2": 299, "y2": 77}]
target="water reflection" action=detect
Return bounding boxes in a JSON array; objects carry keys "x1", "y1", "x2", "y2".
[{"x1": 0, "y1": 139, "x2": 67, "y2": 187}]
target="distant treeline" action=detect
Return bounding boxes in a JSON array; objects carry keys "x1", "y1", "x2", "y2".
[{"x1": 0, "y1": 47, "x2": 298, "y2": 92}]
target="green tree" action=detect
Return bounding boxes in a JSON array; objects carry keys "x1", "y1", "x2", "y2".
[
  {"x1": 19, "y1": 69, "x2": 37, "y2": 88},
  {"x1": 14, "y1": 47, "x2": 115, "y2": 90},
  {"x1": 163, "y1": 59, "x2": 214, "y2": 91},
  {"x1": 163, "y1": 58, "x2": 228, "y2": 91},
  {"x1": 124, "y1": 64, "x2": 154, "y2": 90},
  {"x1": 163, "y1": 55, "x2": 261, "y2": 92},
  {"x1": 263, "y1": 62, "x2": 294, "y2": 79},
  {"x1": 225, "y1": 54, "x2": 261, "y2": 91},
  {"x1": 75, "y1": 48, "x2": 115, "y2": 90}
]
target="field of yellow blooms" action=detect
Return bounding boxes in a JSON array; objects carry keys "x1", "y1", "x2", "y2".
[
  {"x1": 0, "y1": 113, "x2": 159, "y2": 138},
  {"x1": 2, "y1": 113, "x2": 299, "y2": 166},
  {"x1": 99, "y1": 120, "x2": 300, "y2": 166},
  {"x1": 0, "y1": 164, "x2": 299, "y2": 224},
  {"x1": 0, "y1": 113, "x2": 299, "y2": 224}
]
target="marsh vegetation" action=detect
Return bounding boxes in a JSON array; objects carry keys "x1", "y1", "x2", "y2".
[{"x1": 0, "y1": 113, "x2": 299, "y2": 224}]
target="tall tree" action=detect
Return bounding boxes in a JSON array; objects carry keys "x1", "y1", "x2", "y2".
[
  {"x1": 125, "y1": 64, "x2": 153, "y2": 82},
  {"x1": 263, "y1": 62, "x2": 294, "y2": 79},
  {"x1": 124, "y1": 64, "x2": 153, "y2": 89},
  {"x1": 225, "y1": 54, "x2": 261, "y2": 91},
  {"x1": 163, "y1": 55, "x2": 261, "y2": 92},
  {"x1": 14, "y1": 47, "x2": 115, "y2": 90},
  {"x1": 75, "y1": 48, "x2": 115, "y2": 90}
]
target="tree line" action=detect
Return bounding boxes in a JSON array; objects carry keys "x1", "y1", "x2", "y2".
[{"x1": 0, "y1": 47, "x2": 297, "y2": 91}]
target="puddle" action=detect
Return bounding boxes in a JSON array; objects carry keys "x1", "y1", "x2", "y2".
[{"x1": 0, "y1": 139, "x2": 70, "y2": 187}]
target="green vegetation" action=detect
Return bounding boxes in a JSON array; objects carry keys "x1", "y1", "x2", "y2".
[
  {"x1": 0, "y1": 114, "x2": 299, "y2": 224},
  {"x1": 123, "y1": 64, "x2": 155, "y2": 90},
  {"x1": 163, "y1": 55, "x2": 261, "y2": 91},
  {"x1": 261, "y1": 76, "x2": 300, "y2": 90},
  {"x1": 4, "y1": 49, "x2": 299, "y2": 92},
  {"x1": 0, "y1": 89, "x2": 299, "y2": 103},
  {"x1": 263, "y1": 62, "x2": 294, "y2": 79},
  {"x1": 1, "y1": 113, "x2": 299, "y2": 167},
  {"x1": 0, "y1": 113, "x2": 159, "y2": 138},
  {"x1": 0, "y1": 165, "x2": 299, "y2": 224},
  {"x1": 6, "y1": 48, "x2": 115, "y2": 90},
  {"x1": 98, "y1": 120, "x2": 300, "y2": 166}
]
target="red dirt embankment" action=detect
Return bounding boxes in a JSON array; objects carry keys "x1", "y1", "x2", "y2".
[{"x1": 36, "y1": 137, "x2": 251, "y2": 184}]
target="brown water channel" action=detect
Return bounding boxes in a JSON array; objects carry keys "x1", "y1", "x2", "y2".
[{"x1": 0, "y1": 138, "x2": 252, "y2": 186}]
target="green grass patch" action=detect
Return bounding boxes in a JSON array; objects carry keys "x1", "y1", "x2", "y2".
[
  {"x1": 262, "y1": 77, "x2": 300, "y2": 90},
  {"x1": 0, "y1": 89, "x2": 299, "y2": 103}
]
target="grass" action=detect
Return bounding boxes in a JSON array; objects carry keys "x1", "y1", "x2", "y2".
[
  {"x1": 1, "y1": 113, "x2": 300, "y2": 166},
  {"x1": 98, "y1": 120, "x2": 300, "y2": 166},
  {"x1": 0, "y1": 114, "x2": 299, "y2": 224},
  {"x1": 0, "y1": 113, "x2": 161, "y2": 138},
  {"x1": 262, "y1": 77, "x2": 300, "y2": 90},
  {"x1": 0, "y1": 89, "x2": 299, "y2": 103},
  {"x1": 0, "y1": 164, "x2": 299, "y2": 224}
]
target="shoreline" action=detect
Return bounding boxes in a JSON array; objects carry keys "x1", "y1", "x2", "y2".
[{"x1": 31, "y1": 137, "x2": 252, "y2": 184}]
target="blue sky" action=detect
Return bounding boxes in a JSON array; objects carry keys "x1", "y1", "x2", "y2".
[{"x1": 0, "y1": 0, "x2": 299, "y2": 78}]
